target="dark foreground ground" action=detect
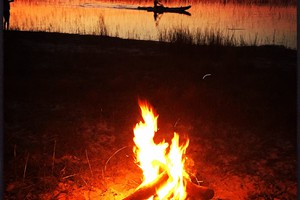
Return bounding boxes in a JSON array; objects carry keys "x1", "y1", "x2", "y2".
[{"x1": 3, "y1": 30, "x2": 297, "y2": 199}]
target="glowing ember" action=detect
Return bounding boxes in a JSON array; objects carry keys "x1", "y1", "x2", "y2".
[{"x1": 133, "y1": 100, "x2": 190, "y2": 200}]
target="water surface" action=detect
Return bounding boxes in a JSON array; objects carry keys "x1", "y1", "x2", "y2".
[{"x1": 9, "y1": 0, "x2": 296, "y2": 48}]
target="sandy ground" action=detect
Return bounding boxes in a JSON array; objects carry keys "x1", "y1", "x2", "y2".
[{"x1": 3, "y1": 30, "x2": 297, "y2": 199}]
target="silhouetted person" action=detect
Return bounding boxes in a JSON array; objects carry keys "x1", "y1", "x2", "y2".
[
  {"x1": 3, "y1": 0, "x2": 14, "y2": 30},
  {"x1": 154, "y1": 0, "x2": 163, "y2": 8}
]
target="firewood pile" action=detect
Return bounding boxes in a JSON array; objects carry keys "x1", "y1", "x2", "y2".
[{"x1": 123, "y1": 171, "x2": 214, "y2": 200}]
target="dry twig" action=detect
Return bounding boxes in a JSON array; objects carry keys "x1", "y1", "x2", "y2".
[
  {"x1": 104, "y1": 146, "x2": 129, "y2": 172},
  {"x1": 52, "y1": 140, "x2": 56, "y2": 175},
  {"x1": 86, "y1": 149, "x2": 93, "y2": 177},
  {"x1": 23, "y1": 152, "x2": 30, "y2": 182},
  {"x1": 62, "y1": 174, "x2": 77, "y2": 179},
  {"x1": 14, "y1": 144, "x2": 17, "y2": 158},
  {"x1": 174, "y1": 118, "x2": 181, "y2": 128},
  {"x1": 14, "y1": 144, "x2": 17, "y2": 178}
]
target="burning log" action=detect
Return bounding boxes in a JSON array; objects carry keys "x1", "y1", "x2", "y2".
[
  {"x1": 123, "y1": 171, "x2": 214, "y2": 200},
  {"x1": 186, "y1": 179, "x2": 214, "y2": 200},
  {"x1": 123, "y1": 171, "x2": 169, "y2": 200}
]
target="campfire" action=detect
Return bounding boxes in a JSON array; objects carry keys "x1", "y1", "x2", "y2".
[{"x1": 124, "y1": 100, "x2": 214, "y2": 200}]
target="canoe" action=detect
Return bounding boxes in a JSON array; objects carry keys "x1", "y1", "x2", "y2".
[{"x1": 137, "y1": 5, "x2": 191, "y2": 14}]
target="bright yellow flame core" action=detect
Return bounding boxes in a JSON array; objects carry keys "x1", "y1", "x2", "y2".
[{"x1": 133, "y1": 101, "x2": 190, "y2": 200}]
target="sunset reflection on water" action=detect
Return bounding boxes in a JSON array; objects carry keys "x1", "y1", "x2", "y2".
[{"x1": 9, "y1": 0, "x2": 296, "y2": 48}]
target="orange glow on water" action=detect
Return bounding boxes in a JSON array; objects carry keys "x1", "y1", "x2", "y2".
[{"x1": 9, "y1": 0, "x2": 296, "y2": 48}]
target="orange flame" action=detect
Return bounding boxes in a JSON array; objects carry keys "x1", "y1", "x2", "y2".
[{"x1": 133, "y1": 100, "x2": 190, "y2": 200}]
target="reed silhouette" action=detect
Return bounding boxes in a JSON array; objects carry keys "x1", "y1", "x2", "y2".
[{"x1": 154, "y1": 12, "x2": 163, "y2": 26}]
